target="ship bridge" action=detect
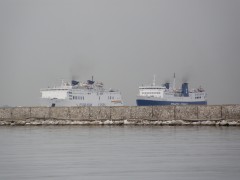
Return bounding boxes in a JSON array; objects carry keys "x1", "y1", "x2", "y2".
[{"x1": 139, "y1": 85, "x2": 166, "y2": 97}]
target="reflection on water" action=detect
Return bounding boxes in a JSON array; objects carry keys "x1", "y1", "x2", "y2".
[{"x1": 0, "y1": 126, "x2": 240, "y2": 180}]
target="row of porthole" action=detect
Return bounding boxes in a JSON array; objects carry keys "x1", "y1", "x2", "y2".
[
  {"x1": 142, "y1": 92, "x2": 161, "y2": 94},
  {"x1": 70, "y1": 96, "x2": 115, "y2": 100},
  {"x1": 72, "y1": 96, "x2": 85, "y2": 100}
]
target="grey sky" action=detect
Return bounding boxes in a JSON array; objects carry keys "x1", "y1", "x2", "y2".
[{"x1": 0, "y1": 0, "x2": 240, "y2": 106}]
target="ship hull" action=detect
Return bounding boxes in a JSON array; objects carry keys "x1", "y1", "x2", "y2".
[
  {"x1": 40, "y1": 98, "x2": 123, "y2": 107},
  {"x1": 136, "y1": 99, "x2": 207, "y2": 106}
]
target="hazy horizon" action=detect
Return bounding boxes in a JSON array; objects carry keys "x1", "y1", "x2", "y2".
[{"x1": 1, "y1": 0, "x2": 240, "y2": 106}]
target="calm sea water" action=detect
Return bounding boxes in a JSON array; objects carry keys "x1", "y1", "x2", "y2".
[{"x1": 0, "y1": 126, "x2": 240, "y2": 180}]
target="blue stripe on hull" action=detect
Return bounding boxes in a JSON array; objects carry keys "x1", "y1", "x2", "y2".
[{"x1": 136, "y1": 99, "x2": 207, "y2": 106}]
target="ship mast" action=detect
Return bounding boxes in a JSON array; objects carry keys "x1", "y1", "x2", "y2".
[
  {"x1": 173, "y1": 73, "x2": 176, "y2": 90},
  {"x1": 153, "y1": 75, "x2": 156, "y2": 86}
]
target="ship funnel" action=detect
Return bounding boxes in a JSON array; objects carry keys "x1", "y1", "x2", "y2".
[
  {"x1": 165, "y1": 83, "x2": 170, "y2": 89},
  {"x1": 87, "y1": 80, "x2": 94, "y2": 85},
  {"x1": 87, "y1": 76, "x2": 95, "y2": 85},
  {"x1": 182, "y1": 83, "x2": 189, "y2": 97},
  {"x1": 71, "y1": 80, "x2": 79, "y2": 86}
]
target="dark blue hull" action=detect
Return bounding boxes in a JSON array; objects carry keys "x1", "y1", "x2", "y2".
[{"x1": 136, "y1": 99, "x2": 207, "y2": 106}]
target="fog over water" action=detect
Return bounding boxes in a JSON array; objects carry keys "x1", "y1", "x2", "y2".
[{"x1": 0, "y1": 0, "x2": 240, "y2": 106}]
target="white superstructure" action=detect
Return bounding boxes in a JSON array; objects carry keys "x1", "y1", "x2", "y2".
[{"x1": 40, "y1": 78, "x2": 123, "y2": 107}]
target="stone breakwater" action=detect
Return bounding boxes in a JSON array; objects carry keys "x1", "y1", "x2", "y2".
[{"x1": 0, "y1": 105, "x2": 240, "y2": 126}]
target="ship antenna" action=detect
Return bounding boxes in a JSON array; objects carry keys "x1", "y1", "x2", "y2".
[
  {"x1": 153, "y1": 75, "x2": 156, "y2": 86},
  {"x1": 173, "y1": 73, "x2": 176, "y2": 90}
]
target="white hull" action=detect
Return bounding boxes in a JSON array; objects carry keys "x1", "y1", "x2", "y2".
[
  {"x1": 40, "y1": 79, "x2": 123, "y2": 107},
  {"x1": 41, "y1": 92, "x2": 123, "y2": 107}
]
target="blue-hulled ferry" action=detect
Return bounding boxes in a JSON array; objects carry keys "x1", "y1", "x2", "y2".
[{"x1": 136, "y1": 74, "x2": 207, "y2": 106}]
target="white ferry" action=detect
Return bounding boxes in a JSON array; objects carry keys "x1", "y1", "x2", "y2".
[
  {"x1": 136, "y1": 74, "x2": 207, "y2": 106},
  {"x1": 40, "y1": 77, "x2": 123, "y2": 107}
]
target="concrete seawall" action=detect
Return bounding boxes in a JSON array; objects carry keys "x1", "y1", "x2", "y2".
[{"x1": 0, "y1": 105, "x2": 240, "y2": 126}]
